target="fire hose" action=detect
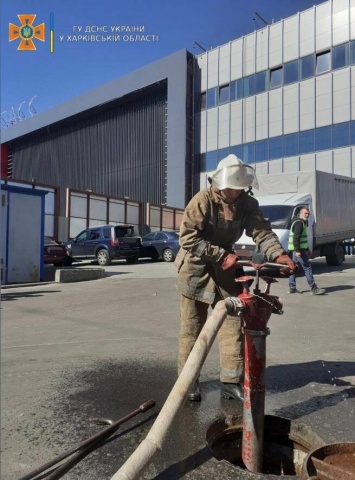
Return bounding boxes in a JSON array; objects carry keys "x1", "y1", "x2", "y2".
[{"x1": 111, "y1": 261, "x2": 285, "y2": 480}]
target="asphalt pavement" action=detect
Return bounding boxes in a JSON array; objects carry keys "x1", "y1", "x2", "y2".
[{"x1": 1, "y1": 256, "x2": 355, "y2": 479}]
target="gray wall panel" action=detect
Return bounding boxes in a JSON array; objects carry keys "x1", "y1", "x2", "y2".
[{"x1": 11, "y1": 87, "x2": 167, "y2": 215}]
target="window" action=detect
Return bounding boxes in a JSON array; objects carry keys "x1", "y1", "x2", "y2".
[
  {"x1": 332, "y1": 43, "x2": 349, "y2": 70},
  {"x1": 284, "y1": 60, "x2": 299, "y2": 85},
  {"x1": 230, "y1": 145, "x2": 243, "y2": 158},
  {"x1": 269, "y1": 136, "x2": 283, "y2": 159},
  {"x1": 76, "y1": 230, "x2": 89, "y2": 242},
  {"x1": 218, "y1": 148, "x2": 230, "y2": 160},
  {"x1": 270, "y1": 67, "x2": 283, "y2": 89},
  {"x1": 315, "y1": 126, "x2": 331, "y2": 151},
  {"x1": 243, "y1": 75, "x2": 255, "y2": 97},
  {"x1": 283, "y1": 133, "x2": 299, "y2": 157},
  {"x1": 254, "y1": 70, "x2": 268, "y2": 94},
  {"x1": 115, "y1": 226, "x2": 136, "y2": 237},
  {"x1": 316, "y1": 51, "x2": 331, "y2": 74},
  {"x1": 205, "y1": 151, "x2": 218, "y2": 171},
  {"x1": 300, "y1": 54, "x2": 314, "y2": 80},
  {"x1": 156, "y1": 232, "x2": 168, "y2": 240},
  {"x1": 103, "y1": 227, "x2": 111, "y2": 238},
  {"x1": 242, "y1": 143, "x2": 255, "y2": 162},
  {"x1": 230, "y1": 79, "x2": 243, "y2": 101},
  {"x1": 143, "y1": 233, "x2": 156, "y2": 241},
  {"x1": 219, "y1": 85, "x2": 230, "y2": 104},
  {"x1": 207, "y1": 88, "x2": 217, "y2": 108},
  {"x1": 332, "y1": 122, "x2": 349, "y2": 148},
  {"x1": 350, "y1": 40, "x2": 355, "y2": 65},
  {"x1": 351, "y1": 120, "x2": 355, "y2": 145},
  {"x1": 199, "y1": 92, "x2": 206, "y2": 110},
  {"x1": 259, "y1": 205, "x2": 294, "y2": 229},
  {"x1": 299, "y1": 129, "x2": 315, "y2": 154},
  {"x1": 89, "y1": 230, "x2": 100, "y2": 240},
  {"x1": 255, "y1": 139, "x2": 268, "y2": 162}
]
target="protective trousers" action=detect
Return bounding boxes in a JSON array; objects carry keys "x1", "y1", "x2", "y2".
[{"x1": 177, "y1": 294, "x2": 244, "y2": 384}]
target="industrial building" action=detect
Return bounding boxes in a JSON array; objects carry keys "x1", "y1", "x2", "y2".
[
  {"x1": 1, "y1": 50, "x2": 194, "y2": 212},
  {"x1": 1, "y1": 0, "x2": 355, "y2": 217},
  {"x1": 196, "y1": 0, "x2": 355, "y2": 187}
]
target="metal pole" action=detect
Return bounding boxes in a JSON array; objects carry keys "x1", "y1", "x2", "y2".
[{"x1": 18, "y1": 400, "x2": 155, "y2": 480}]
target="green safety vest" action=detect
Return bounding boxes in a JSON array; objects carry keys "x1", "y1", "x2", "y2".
[{"x1": 288, "y1": 220, "x2": 308, "y2": 251}]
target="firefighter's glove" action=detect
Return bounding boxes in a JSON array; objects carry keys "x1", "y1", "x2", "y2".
[
  {"x1": 220, "y1": 253, "x2": 240, "y2": 271},
  {"x1": 275, "y1": 254, "x2": 298, "y2": 276}
]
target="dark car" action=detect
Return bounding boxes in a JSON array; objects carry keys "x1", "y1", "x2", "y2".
[
  {"x1": 64, "y1": 224, "x2": 141, "y2": 266},
  {"x1": 44, "y1": 237, "x2": 73, "y2": 266},
  {"x1": 140, "y1": 230, "x2": 180, "y2": 262}
]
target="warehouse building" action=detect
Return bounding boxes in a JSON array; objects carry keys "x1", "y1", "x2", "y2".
[
  {"x1": 2, "y1": 0, "x2": 355, "y2": 214},
  {"x1": 1, "y1": 49, "x2": 194, "y2": 212}
]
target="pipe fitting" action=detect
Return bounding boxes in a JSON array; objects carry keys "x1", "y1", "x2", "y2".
[{"x1": 225, "y1": 296, "x2": 245, "y2": 315}]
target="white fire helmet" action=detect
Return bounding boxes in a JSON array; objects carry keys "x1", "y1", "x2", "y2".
[{"x1": 210, "y1": 154, "x2": 259, "y2": 190}]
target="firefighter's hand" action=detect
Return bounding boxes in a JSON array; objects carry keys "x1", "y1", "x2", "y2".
[
  {"x1": 220, "y1": 253, "x2": 240, "y2": 271},
  {"x1": 275, "y1": 254, "x2": 297, "y2": 275}
]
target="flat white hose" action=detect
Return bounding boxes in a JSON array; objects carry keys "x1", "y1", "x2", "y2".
[{"x1": 110, "y1": 299, "x2": 239, "y2": 480}]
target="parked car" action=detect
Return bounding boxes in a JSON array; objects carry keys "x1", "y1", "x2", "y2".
[
  {"x1": 44, "y1": 237, "x2": 73, "y2": 266},
  {"x1": 64, "y1": 224, "x2": 141, "y2": 266},
  {"x1": 140, "y1": 230, "x2": 180, "y2": 262}
]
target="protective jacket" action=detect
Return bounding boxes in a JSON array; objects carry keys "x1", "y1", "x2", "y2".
[
  {"x1": 175, "y1": 186, "x2": 285, "y2": 304},
  {"x1": 288, "y1": 216, "x2": 308, "y2": 251}
]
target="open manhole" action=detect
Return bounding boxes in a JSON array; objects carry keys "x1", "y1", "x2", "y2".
[{"x1": 206, "y1": 414, "x2": 325, "y2": 479}]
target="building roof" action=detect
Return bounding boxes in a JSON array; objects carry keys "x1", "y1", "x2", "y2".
[{"x1": 1, "y1": 49, "x2": 188, "y2": 144}]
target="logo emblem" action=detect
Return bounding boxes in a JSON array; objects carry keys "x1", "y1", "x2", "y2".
[{"x1": 9, "y1": 14, "x2": 45, "y2": 51}]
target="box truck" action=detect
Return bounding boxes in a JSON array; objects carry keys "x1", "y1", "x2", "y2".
[{"x1": 234, "y1": 170, "x2": 355, "y2": 266}]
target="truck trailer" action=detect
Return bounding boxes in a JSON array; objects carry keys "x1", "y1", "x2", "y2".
[{"x1": 234, "y1": 170, "x2": 355, "y2": 266}]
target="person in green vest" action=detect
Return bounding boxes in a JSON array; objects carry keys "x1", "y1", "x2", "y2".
[{"x1": 288, "y1": 206, "x2": 325, "y2": 295}]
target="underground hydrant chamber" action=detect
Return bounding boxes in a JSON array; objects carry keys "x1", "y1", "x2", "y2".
[{"x1": 206, "y1": 414, "x2": 325, "y2": 479}]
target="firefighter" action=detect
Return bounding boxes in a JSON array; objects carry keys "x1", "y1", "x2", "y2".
[{"x1": 175, "y1": 154, "x2": 296, "y2": 402}]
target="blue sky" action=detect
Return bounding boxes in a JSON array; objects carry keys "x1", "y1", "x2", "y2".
[{"x1": 1, "y1": 0, "x2": 325, "y2": 125}]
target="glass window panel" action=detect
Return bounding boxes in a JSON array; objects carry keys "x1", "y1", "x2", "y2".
[
  {"x1": 230, "y1": 145, "x2": 243, "y2": 158},
  {"x1": 300, "y1": 54, "x2": 314, "y2": 80},
  {"x1": 219, "y1": 85, "x2": 230, "y2": 104},
  {"x1": 270, "y1": 67, "x2": 283, "y2": 89},
  {"x1": 205, "y1": 151, "x2": 218, "y2": 171},
  {"x1": 254, "y1": 71, "x2": 268, "y2": 94},
  {"x1": 350, "y1": 41, "x2": 355, "y2": 65},
  {"x1": 218, "y1": 148, "x2": 230, "y2": 160},
  {"x1": 350, "y1": 120, "x2": 355, "y2": 145},
  {"x1": 242, "y1": 143, "x2": 255, "y2": 163},
  {"x1": 255, "y1": 139, "x2": 268, "y2": 162},
  {"x1": 283, "y1": 132, "x2": 299, "y2": 157},
  {"x1": 199, "y1": 92, "x2": 206, "y2": 110},
  {"x1": 299, "y1": 129, "x2": 315, "y2": 154},
  {"x1": 284, "y1": 60, "x2": 299, "y2": 85},
  {"x1": 243, "y1": 75, "x2": 255, "y2": 97},
  {"x1": 230, "y1": 79, "x2": 243, "y2": 101},
  {"x1": 269, "y1": 136, "x2": 283, "y2": 159},
  {"x1": 315, "y1": 126, "x2": 331, "y2": 151},
  {"x1": 207, "y1": 88, "x2": 217, "y2": 109},
  {"x1": 316, "y1": 51, "x2": 331, "y2": 74},
  {"x1": 332, "y1": 122, "x2": 349, "y2": 148},
  {"x1": 332, "y1": 43, "x2": 349, "y2": 70}
]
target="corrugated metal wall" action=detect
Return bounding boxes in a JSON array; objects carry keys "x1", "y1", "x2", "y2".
[{"x1": 10, "y1": 83, "x2": 167, "y2": 215}]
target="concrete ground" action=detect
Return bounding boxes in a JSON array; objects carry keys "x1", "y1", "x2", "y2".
[{"x1": 1, "y1": 256, "x2": 355, "y2": 479}]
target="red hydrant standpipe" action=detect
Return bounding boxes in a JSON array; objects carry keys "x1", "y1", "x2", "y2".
[{"x1": 235, "y1": 263, "x2": 284, "y2": 474}]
